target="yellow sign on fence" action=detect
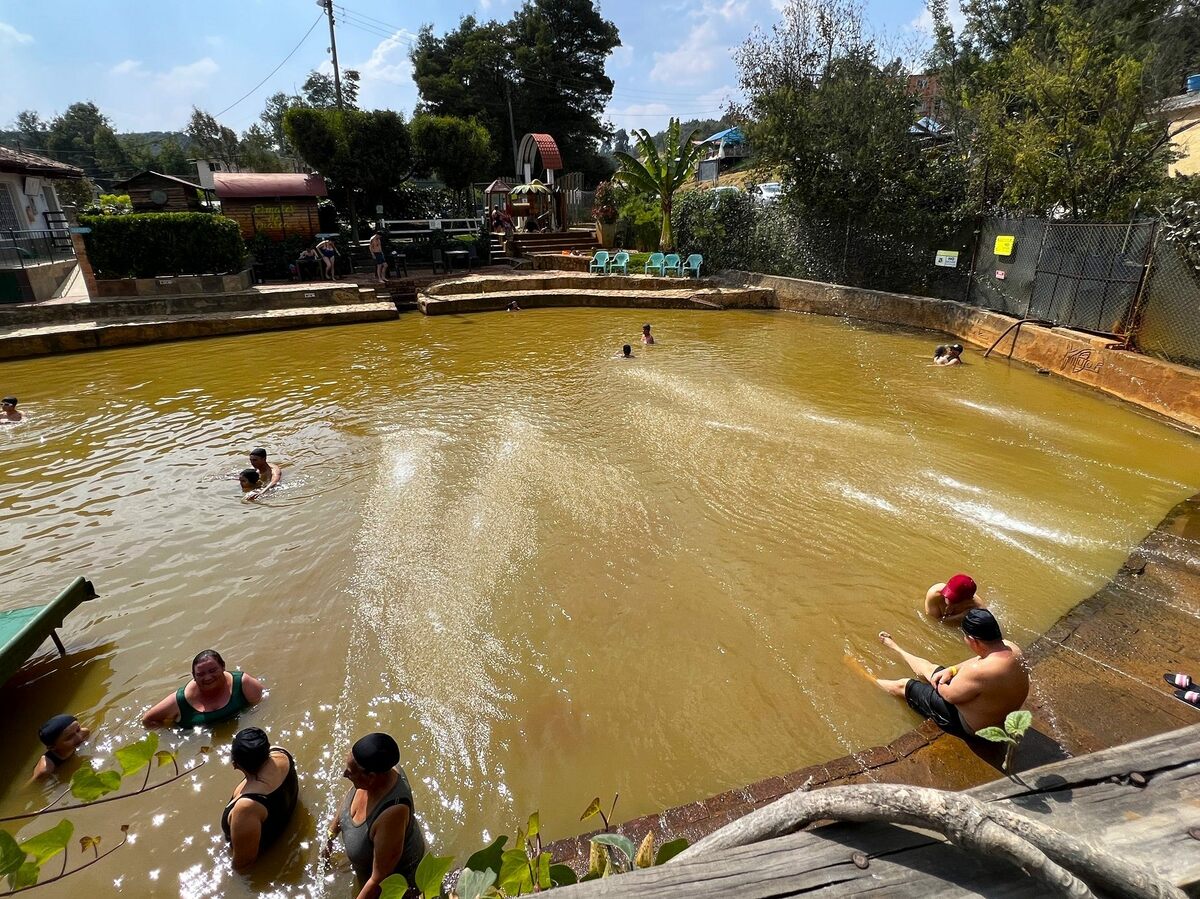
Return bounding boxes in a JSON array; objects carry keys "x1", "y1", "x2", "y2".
[{"x1": 994, "y1": 235, "x2": 1016, "y2": 256}]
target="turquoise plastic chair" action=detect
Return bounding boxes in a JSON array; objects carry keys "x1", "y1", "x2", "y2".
[
  {"x1": 683, "y1": 254, "x2": 703, "y2": 278},
  {"x1": 588, "y1": 250, "x2": 610, "y2": 273},
  {"x1": 609, "y1": 251, "x2": 630, "y2": 275},
  {"x1": 644, "y1": 252, "x2": 665, "y2": 275},
  {"x1": 663, "y1": 253, "x2": 682, "y2": 276}
]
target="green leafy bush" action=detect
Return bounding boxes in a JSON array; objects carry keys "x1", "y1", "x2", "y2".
[
  {"x1": 80, "y1": 213, "x2": 245, "y2": 279},
  {"x1": 615, "y1": 190, "x2": 661, "y2": 252}
]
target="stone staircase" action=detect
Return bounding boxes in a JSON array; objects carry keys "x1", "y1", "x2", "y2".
[
  {"x1": 0, "y1": 283, "x2": 397, "y2": 360},
  {"x1": 488, "y1": 228, "x2": 600, "y2": 261}
]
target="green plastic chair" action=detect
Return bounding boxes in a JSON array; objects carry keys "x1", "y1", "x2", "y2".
[
  {"x1": 609, "y1": 251, "x2": 630, "y2": 275},
  {"x1": 644, "y1": 252, "x2": 665, "y2": 275},
  {"x1": 589, "y1": 250, "x2": 610, "y2": 273},
  {"x1": 683, "y1": 254, "x2": 703, "y2": 278},
  {"x1": 663, "y1": 253, "x2": 682, "y2": 276}
]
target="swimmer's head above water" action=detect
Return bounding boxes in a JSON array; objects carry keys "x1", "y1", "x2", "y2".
[
  {"x1": 239, "y1": 468, "x2": 261, "y2": 491},
  {"x1": 622, "y1": 344, "x2": 632, "y2": 358}
]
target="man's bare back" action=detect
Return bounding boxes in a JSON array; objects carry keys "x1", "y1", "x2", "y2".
[{"x1": 935, "y1": 640, "x2": 1028, "y2": 731}]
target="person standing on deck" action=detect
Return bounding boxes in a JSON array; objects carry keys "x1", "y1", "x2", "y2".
[{"x1": 369, "y1": 232, "x2": 387, "y2": 284}]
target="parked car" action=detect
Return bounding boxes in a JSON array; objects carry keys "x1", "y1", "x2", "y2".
[
  {"x1": 755, "y1": 182, "x2": 782, "y2": 203},
  {"x1": 709, "y1": 185, "x2": 743, "y2": 197}
]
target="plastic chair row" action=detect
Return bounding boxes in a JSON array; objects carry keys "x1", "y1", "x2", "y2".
[{"x1": 589, "y1": 252, "x2": 704, "y2": 278}]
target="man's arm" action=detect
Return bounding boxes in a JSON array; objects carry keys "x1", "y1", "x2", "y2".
[
  {"x1": 933, "y1": 665, "x2": 983, "y2": 706},
  {"x1": 355, "y1": 804, "x2": 410, "y2": 899},
  {"x1": 924, "y1": 584, "x2": 947, "y2": 619},
  {"x1": 268, "y1": 463, "x2": 281, "y2": 488}
]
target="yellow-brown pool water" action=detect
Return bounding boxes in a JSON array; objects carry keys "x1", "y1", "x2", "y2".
[{"x1": 1, "y1": 308, "x2": 1198, "y2": 897}]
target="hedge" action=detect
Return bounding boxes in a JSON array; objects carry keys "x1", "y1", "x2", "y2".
[{"x1": 80, "y1": 213, "x2": 246, "y2": 279}]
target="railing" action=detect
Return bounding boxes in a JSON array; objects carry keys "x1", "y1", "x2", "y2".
[
  {"x1": 379, "y1": 218, "x2": 483, "y2": 239},
  {"x1": 0, "y1": 228, "x2": 75, "y2": 270}
]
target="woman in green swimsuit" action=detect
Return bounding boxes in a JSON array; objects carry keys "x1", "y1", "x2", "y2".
[{"x1": 142, "y1": 650, "x2": 265, "y2": 728}]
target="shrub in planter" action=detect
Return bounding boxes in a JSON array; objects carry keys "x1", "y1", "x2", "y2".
[{"x1": 80, "y1": 213, "x2": 245, "y2": 279}]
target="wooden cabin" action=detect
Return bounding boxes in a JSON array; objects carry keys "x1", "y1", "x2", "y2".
[
  {"x1": 213, "y1": 173, "x2": 327, "y2": 241},
  {"x1": 112, "y1": 171, "x2": 204, "y2": 213}
]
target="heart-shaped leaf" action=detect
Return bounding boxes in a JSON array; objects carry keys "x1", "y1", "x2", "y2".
[
  {"x1": 975, "y1": 726, "x2": 1014, "y2": 744},
  {"x1": 455, "y1": 867, "x2": 496, "y2": 899},
  {"x1": 654, "y1": 837, "x2": 689, "y2": 866},
  {"x1": 70, "y1": 766, "x2": 122, "y2": 802},
  {"x1": 377, "y1": 873, "x2": 408, "y2": 898},
  {"x1": 587, "y1": 839, "x2": 607, "y2": 877},
  {"x1": 1005, "y1": 710, "x2": 1033, "y2": 738},
  {"x1": 79, "y1": 835, "x2": 101, "y2": 856},
  {"x1": 548, "y1": 863, "x2": 577, "y2": 887},
  {"x1": 154, "y1": 750, "x2": 177, "y2": 768},
  {"x1": 591, "y1": 833, "x2": 636, "y2": 864},
  {"x1": 580, "y1": 797, "x2": 602, "y2": 822},
  {"x1": 525, "y1": 811, "x2": 539, "y2": 840},
  {"x1": 498, "y1": 849, "x2": 533, "y2": 895},
  {"x1": 463, "y1": 835, "x2": 506, "y2": 875},
  {"x1": 115, "y1": 732, "x2": 159, "y2": 777},
  {"x1": 20, "y1": 819, "x2": 73, "y2": 865},
  {"x1": 0, "y1": 831, "x2": 25, "y2": 878},
  {"x1": 414, "y1": 852, "x2": 455, "y2": 898},
  {"x1": 536, "y1": 851, "x2": 551, "y2": 890}
]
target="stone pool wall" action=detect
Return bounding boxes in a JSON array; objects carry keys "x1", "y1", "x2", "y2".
[{"x1": 720, "y1": 270, "x2": 1200, "y2": 432}]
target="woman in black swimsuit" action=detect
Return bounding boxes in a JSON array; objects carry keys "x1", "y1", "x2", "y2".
[{"x1": 222, "y1": 727, "x2": 299, "y2": 872}]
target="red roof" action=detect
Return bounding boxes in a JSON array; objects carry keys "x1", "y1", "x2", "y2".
[
  {"x1": 213, "y1": 172, "x2": 327, "y2": 199},
  {"x1": 531, "y1": 134, "x2": 563, "y2": 170}
]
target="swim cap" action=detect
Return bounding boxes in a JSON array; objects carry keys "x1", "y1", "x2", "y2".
[
  {"x1": 941, "y1": 574, "x2": 977, "y2": 604},
  {"x1": 352, "y1": 733, "x2": 400, "y2": 773},
  {"x1": 962, "y1": 608, "x2": 1003, "y2": 642},
  {"x1": 38, "y1": 714, "x2": 77, "y2": 747},
  {"x1": 231, "y1": 727, "x2": 271, "y2": 772}
]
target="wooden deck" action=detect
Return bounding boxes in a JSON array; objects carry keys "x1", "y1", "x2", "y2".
[{"x1": 555, "y1": 724, "x2": 1200, "y2": 897}]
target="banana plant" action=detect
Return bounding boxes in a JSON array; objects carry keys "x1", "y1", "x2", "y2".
[{"x1": 612, "y1": 118, "x2": 705, "y2": 252}]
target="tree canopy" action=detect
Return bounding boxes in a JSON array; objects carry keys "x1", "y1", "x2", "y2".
[{"x1": 411, "y1": 0, "x2": 619, "y2": 183}]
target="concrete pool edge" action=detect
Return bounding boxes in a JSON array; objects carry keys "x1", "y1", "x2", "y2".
[
  {"x1": 719, "y1": 270, "x2": 1200, "y2": 432},
  {"x1": 545, "y1": 489, "x2": 1200, "y2": 870}
]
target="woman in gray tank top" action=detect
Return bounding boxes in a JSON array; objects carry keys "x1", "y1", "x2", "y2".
[{"x1": 326, "y1": 733, "x2": 427, "y2": 896}]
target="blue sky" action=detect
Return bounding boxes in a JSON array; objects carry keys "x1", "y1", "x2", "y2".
[{"x1": 1, "y1": 0, "x2": 942, "y2": 140}]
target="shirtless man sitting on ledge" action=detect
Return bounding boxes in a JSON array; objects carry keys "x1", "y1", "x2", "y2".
[{"x1": 873, "y1": 609, "x2": 1029, "y2": 739}]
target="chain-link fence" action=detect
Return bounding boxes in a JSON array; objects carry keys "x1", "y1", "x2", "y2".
[
  {"x1": 967, "y1": 218, "x2": 1047, "y2": 316},
  {"x1": 1134, "y1": 238, "x2": 1200, "y2": 368}
]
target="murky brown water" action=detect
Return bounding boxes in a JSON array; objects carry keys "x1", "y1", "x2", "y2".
[{"x1": 1, "y1": 309, "x2": 1197, "y2": 897}]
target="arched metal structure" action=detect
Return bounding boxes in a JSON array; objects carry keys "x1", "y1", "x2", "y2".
[{"x1": 516, "y1": 133, "x2": 563, "y2": 185}]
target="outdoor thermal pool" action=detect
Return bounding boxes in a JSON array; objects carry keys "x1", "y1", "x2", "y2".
[{"x1": 1, "y1": 307, "x2": 1198, "y2": 898}]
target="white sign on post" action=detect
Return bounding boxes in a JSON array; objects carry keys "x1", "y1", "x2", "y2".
[{"x1": 934, "y1": 250, "x2": 960, "y2": 268}]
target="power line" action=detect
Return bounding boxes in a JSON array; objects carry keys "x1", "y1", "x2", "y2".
[{"x1": 214, "y1": 12, "x2": 325, "y2": 118}]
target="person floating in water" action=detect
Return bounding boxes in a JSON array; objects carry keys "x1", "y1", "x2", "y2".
[
  {"x1": 924, "y1": 573, "x2": 985, "y2": 625},
  {"x1": 933, "y1": 344, "x2": 964, "y2": 366},
  {"x1": 2, "y1": 396, "x2": 23, "y2": 422},
  {"x1": 642, "y1": 324, "x2": 655, "y2": 345},
  {"x1": 222, "y1": 727, "x2": 299, "y2": 873},
  {"x1": 872, "y1": 609, "x2": 1029, "y2": 740},
  {"x1": 506, "y1": 300, "x2": 521, "y2": 312},
  {"x1": 142, "y1": 649, "x2": 265, "y2": 728},
  {"x1": 619, "y1": 344, "x2": 634, "y2": 359},
  {"x1": 248, "y1": 448, "x2": 282, "y2": 490},
  {"x1": 32, "y1": 714, "x2": 90, "y2": 780},
  {"x1": 325, "y1": 732, "x2": 427, "y2": 897}
]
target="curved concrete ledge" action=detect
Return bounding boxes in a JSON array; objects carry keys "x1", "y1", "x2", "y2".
[
  {"x1": 547, "y1": 490, "x2": 1200, "y2": 869},
  {"x1": 422, "y1": 271, "x2": 725, "y2": 297},
  {"x1": 419, "y1": 286, "x2": 774, "y2": 315},
  {"x1": 721, "y1": 270, "x2": 1200, "y2": 432}
]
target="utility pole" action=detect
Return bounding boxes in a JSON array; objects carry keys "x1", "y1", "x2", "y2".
[
  {"x1": 505, "y1": 81, "x2": 519, "y2": 180},
  {"x1": 319, "y1": 0, "x2": 356, "y2": 271}
]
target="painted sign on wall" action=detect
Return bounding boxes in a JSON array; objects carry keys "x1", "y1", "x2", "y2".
[
  {"x1": 934, "y1": 250, "x2": 960, "y2": 268},
  {"x1": 994, "y1": 235, "x2": 1016, "y2": 256},
  {"x1": 252, "y1": 204, "x2": 296, "y2": 228}
]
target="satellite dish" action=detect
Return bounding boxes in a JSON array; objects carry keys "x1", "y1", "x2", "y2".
[{"x1": 150, "y1": 189, "x2": 168, "y2": 206}]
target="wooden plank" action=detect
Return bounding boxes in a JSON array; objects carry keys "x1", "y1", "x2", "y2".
[{"x1": 555, "y1": 726, "x2": 1200, "y2": 897}]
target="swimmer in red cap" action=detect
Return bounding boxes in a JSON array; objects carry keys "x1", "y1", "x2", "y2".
[{"x1": 924, "y1": 573, "x2": 986, "y2": 624}]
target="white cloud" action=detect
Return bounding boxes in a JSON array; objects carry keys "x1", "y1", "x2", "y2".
[
  {"x1": 910, "y1": 0, "x2": 966, "y2": 36},
  {"x1": 159, "y1": 57, "x2": 220, "y2": 89},
  {"x1": 0, "y1": 21, "x2": 33, "y2": 45},
  {"x1": 110, "y1": 59, "x2": 143, "y2": 76},
  {"x1": 354, "y1": 30, "x2": 421, "y2": 114},
  {"x1": 606, "y1": 84, "x2": 736, "y2": 135},
  {"x1": 650, "y1": 20, "x2": 721, "y2": 85},
  {"x1": 609, "y1": 44, "x2": 634, "y2": 69}
]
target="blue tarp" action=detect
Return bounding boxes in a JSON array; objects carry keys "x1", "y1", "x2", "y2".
[{"x1": 701, "y1": 127, "x2": 745, "y2": 144}]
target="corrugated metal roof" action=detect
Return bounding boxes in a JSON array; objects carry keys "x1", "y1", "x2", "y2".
[
  {"x1": 213, "y1": 172, "x2": 327, "y2": 198},
  {"x1": 531, "y1": 134, "x2": 563, "y2": 170},
  {"x1": 1154, "y1": 91, "x2": 1200, "y2": 117},
  {"x1": 113, "y1": 170, "x2": 202, "y2": 190},
  {"x1": 0, "y1": 145, "x2": 85, "y2": 179}
]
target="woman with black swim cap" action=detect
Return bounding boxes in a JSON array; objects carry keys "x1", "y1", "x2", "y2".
[
  {"x1": 222, "y1": 727, "x2": 299, "y2": 872},
  {"x1": 325, "y1": 732, "x2": 426, "y2": 898}
]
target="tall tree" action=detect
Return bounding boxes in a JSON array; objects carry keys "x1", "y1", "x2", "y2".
[
  {"x1": 186, "y1": 108, "x2": 241, "y2": 168},
  {"x1": 612, "y1": 118, "x2": 705, "y2": 251},
  {"x1": 411, "y1": 0, "x2": 619, "y2": 183},
  {"x1": 260, "y1": 90, "x2": 303, "y2": 151},
  {"x1": 411, "y1": 115, "x2": 496, "y2": 196},
  {"x1": 14, "y1": 110, "x2": 47, "y2": 146},
  {"x1": 284, "y1": 107, "x2": 414, "y2": 209},
  {"x1": 46, "y1": 102, "x2": 112, "y2": 180},
  {"x1": 301, "y1": 69, "x2": 360, "y2": 108}
]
